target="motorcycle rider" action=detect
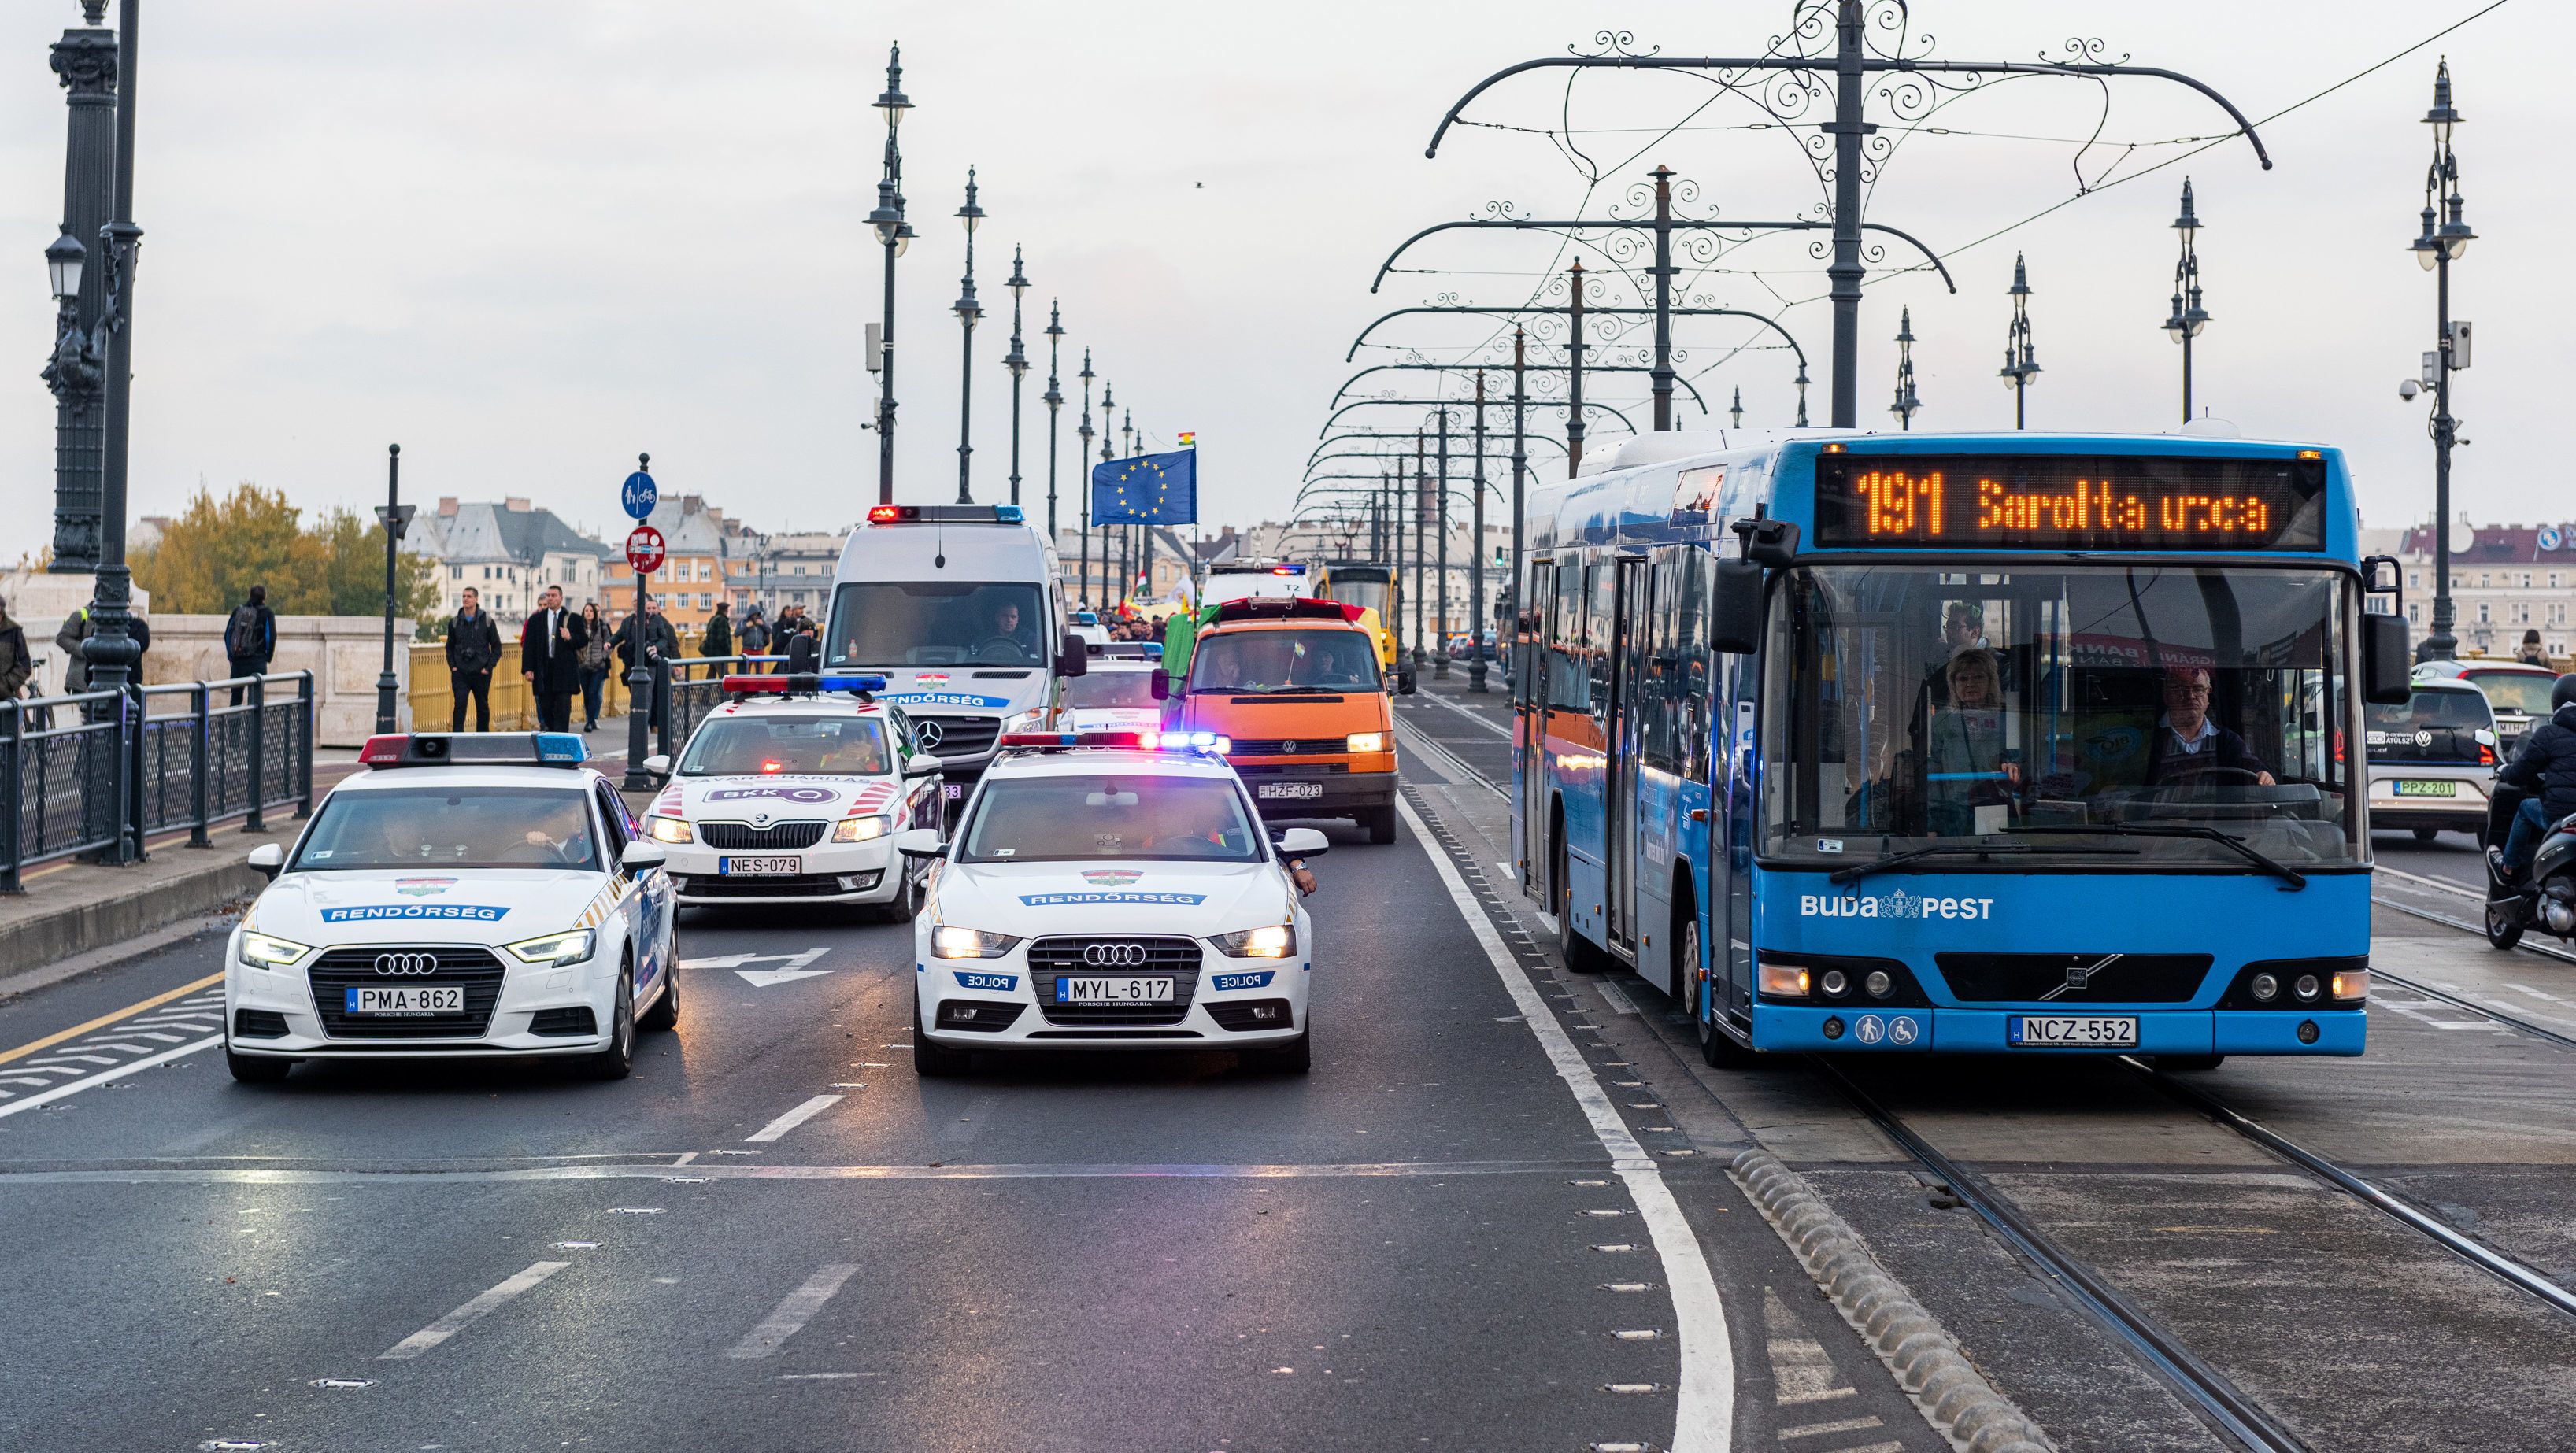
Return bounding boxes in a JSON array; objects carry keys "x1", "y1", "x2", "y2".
[{"x1": 2489, "y1": 673, "x2": 2576, "y2": 886}]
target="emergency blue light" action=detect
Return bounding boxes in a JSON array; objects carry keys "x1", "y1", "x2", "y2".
[
  {"x1": 358, "y1": 732, "x2": 588, "y2": 768},
  {"x1": 994, "y1": 505, "x2": 1025, "y2": 523}
]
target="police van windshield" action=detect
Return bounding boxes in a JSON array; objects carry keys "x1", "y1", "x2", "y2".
[
  {"x1": 959, "y1": 775, "x2": 1262, "y2": 863},
  {"x1": 292, "y1": 788, "x2": 598, "y2": 871},
  {"x1": 679, "y1": 716, "x2": 891, "y2": 776},
  {"x1": 1189, "y1": 630, "x2": 1381, "y2": 693},
  {"x1": 824, "y1": 582, "x2": 1046, "y2": 668},
  {"x1": 1062, "y1": 670, "x2": 1160, "y2": 709},
  {"x1": 1761, "y1": 564, "x2": 2361, "y2": 870}
]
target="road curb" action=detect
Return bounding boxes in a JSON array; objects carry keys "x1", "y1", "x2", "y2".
[
  {"x1": 0, "y1": 854, "x2": 261, "y2": 993},
  {"x1": 1730, "y1": 1147, "x2": 2055, "y2": 1453}
]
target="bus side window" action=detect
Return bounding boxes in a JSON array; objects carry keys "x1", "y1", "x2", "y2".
[
  {"x1": 1640, "y1": 553, "x2": 1677, "y2": 771},
  {"x1": 1548, "y1": 557, "x2": 1589, "y2": 712},
  {"x1": 1675, "y1": 550, "x2": 1710, "y2": 782},
  {"x1": 1587, "y1": 560, "x2": 1617, "y2": 717},
  {"x1": 1519, "y1": 562, "x2": 1554, "y2": 705}
]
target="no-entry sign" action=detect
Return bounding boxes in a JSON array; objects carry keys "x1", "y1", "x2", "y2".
[{"x1": 624, "y1": 524, "x2": 666, "y2": 575}]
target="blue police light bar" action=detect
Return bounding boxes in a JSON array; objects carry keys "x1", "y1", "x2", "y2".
[
  {"x1": 720, "y1": 673, "x2": 887, "y2": 697},
  {"x1": 997, "y1": 730, "x2": 1231, "y2": 755},
  {"x1": 358, "y1": 732, "x2": 588, "y2": 768},
  {"x1": 867, "y1": 503, "x2": 1026, "y2": 526},
  {"x1": 994, "y1": 505, "x2": 1024, "y2": 523}
]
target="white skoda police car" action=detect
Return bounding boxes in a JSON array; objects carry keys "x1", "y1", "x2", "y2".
[
  {"x1": 221, "y1": 732, "x2": 677, "y2": 1083},
  {"x1": 898, "y1": 730, "x2": 1328, "y2": 1076},
  {"x1": 638, "y1": 673, "x2": 944, "y2": 917}
]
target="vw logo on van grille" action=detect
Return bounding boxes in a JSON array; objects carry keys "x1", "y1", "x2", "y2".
[
  {"x1": 1280, "y1": 740, "x2": 1300, "y2": 756},
  {"x1": 373, "y1": 952, "x2": 439, "y2": 976},
  {"x1": 1082, "y1": 942, "x2": 1149, "y2": 967},
  {"x1": 915, "y1": 720, "x2": 946, "y2": 750}
]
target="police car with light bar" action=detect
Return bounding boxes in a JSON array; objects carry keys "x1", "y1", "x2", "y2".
[
  {"x1": 896, "y1": 730, "x2": 1327, "y2": 1075},
  {"x1": 220, "y1": 732, "x2": 678, "y2": 1082},
  {"x1": 638, "y1": 672, "x2": 943, "y2": 915}
]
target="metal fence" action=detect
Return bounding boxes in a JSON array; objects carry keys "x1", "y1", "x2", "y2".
[
  {"x1": 660, "y1": 655, "x2": 786, "y2": 758},
  {"x1": 4, "y1": 671, "x2": 313, "y2": 892}
]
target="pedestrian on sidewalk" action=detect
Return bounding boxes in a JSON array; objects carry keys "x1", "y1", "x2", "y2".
[
  {"x1": 701, "y1": 600, "x2": 734, "y2": 660},
  {"x1": 444, "y1": 586, "x2": 503, "y2": 731},
  {"x1": 613, "y1": 595, "x2": 682, "y2": 740},
  {"x1": 221, "y1": 585, "x2": 276, "y2": 706},
  {"x1": 519, "y1": 584, "x2": 585, "y2": 734},
  {"x1": 738, "y1": 605, "x2": 770, "y2": 664},
  {"x1": 0, "y1": 595, "x2": 31, "y2": 707},
  {"x1": 577, "y1": 600, "x2": 612, "y2": 731},
  {"x1": 2519, "y1": 630, "x2": 2551, "y2": 667}
]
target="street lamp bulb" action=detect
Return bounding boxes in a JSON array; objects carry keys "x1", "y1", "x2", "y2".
[{"x1": 45, "y1": 229, "x2": 84, "y2": 301}]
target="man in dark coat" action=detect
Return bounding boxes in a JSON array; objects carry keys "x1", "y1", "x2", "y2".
[
  {"x1": 701, "y1": 601, "x2": 734, "y2": 659},
  {"x1": 220, "y1": 585, "x2": 276, "y2": 706},
  {"x1": 445, "y1": 586, "x2": 504, "y2": 730},
  {"x1": 2493, "y1": 676, "x2": 2576, "y2": 885},
  {"x1": 519, "y1": 585, "x2": 587, "y2": 733},
  {"x1": 2142, "y1": 667, "x2": 2274, "y2": 787},
  {"x1": 613, "y1": 595, "x2": 683, "y2": 739},
  {"x1": 0, "y1": 596, "x2": 31, "y2": 704}
]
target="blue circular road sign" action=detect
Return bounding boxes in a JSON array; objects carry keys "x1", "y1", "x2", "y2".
[{"x1": 621, "y1": 471, "x2": 658, "y2": 520}]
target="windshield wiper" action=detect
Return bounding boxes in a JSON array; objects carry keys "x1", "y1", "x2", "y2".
[
  {"x1": 2004, "y1": 824, "x2": 2307, "y2": 890},
  {"x1": 1827, "y1": 841, "x2": 2137, "y2": 885}
]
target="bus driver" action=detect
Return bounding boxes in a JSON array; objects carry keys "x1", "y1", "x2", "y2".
[{"x1": 2144, "y1": 666, "x2": 2275, "y2": 787}]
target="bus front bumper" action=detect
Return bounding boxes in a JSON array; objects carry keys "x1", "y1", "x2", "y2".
[{"x1": 1748, "y1": 1006, "x2": 2367, "y2": 1056}]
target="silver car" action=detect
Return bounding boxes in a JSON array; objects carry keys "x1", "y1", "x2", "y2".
[{"x1": 2367, "y1": 680, "x2": 2500, "y2": 841}]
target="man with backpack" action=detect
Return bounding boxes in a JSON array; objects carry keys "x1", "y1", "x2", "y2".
[
  {"x1": 224, "y1": 585, "x2": 276, "y2": 706},
  {"x1": 444, "y1": 586, "x2": 504, "y2": 730}
]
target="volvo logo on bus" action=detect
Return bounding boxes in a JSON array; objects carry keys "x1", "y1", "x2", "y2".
[
  {"x1": 916, "y1": 720, "x2": 946, "y2": 750},
  {"x1": 1082, "y1": 942, "x2": 1149, "y2": 967},
  {"x1": 373, "y1": 952, "x2": 439, "y2": 976}
]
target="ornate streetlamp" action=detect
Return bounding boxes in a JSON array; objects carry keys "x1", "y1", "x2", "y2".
[
  {"x1": 1999, "y1": 253, "x2": 2040, "y2": 429},
  {"x1": 1891, "y1": 307, "x2": 1922, "y2": 430},
  {"x1": 1075, "y1": 351, "x2": 1095, "y2": 607},
  {"x1": 868, "y1": 45, "x2": 912, "y2": 506},
  {"x1": 1729, "y1": 386, "x2": 1744, "y2": 430},
  {"x1": 2408, "y1": 59, "x2": 2475, "y2": 663},
  {"x1": 1002, "y1": 246, "x2": 1029, "y2": 506},
  {"x1": 1042, "y1": 301, "x2": 1064, "y2": 538},
  {"x1": 2165, "y1": 179, "x2": 2210, "y2": 423},
  {"x1": 952, "y1": 168, "x2": 984, "y2": 503},
  {"x1": 45, "y1": 1, "x2": 116, "y2": 574}
]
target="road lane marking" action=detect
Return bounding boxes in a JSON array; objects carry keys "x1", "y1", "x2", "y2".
[
  {"x1": 727, "y1": 1263, "x2": 861, "y2": 1359},
  {"x1": 746, "y1": 1094, "x2": 844, "y2": 1143},
  {"x1": 2374, "y1": 863, "x2": 2482, "y2": 899},
  {"x1": 378, "y1": 1260, "x2": 570, "y2": 1360},
  {"x1": 1419, "y1": 689, "x2": 1513, "y2": 738},
  {"x1": 0, "y1": 1157, "x2": 1617, "y2": 1185},
  {"x1": 0, "y1": 971, "x2": 224, "y2": 1066},
  {"x1": 0, "y1": 1036, "x2": 220, "y2": 1118},
  {"x1": 1396, "y1": 796, "x2": 1733, "y2": 1453}
]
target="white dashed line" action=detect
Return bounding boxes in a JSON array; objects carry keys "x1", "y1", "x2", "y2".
[
  {"x1": 745, "y1": 1094, "x2": 846, "y2": 1144},
  {"x1": 727, "y1": 1263, "x2": 861, "y2": 1359},
  {"x1": 379, "y1": 1261, "x2": 569, "y2": 1360}
]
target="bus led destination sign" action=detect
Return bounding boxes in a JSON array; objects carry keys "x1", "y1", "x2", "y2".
[{"x1": 1813, "y1": 453, "x2": 2327, "y2": 551}]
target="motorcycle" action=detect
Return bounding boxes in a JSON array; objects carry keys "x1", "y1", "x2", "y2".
[{"x1": 2483, "y1": 782, "x2": 2576, "y2": 949}]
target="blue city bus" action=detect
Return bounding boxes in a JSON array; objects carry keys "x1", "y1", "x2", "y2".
[{"x1": 1508, "y1": 431, "x2": 2414, "y2": 1064}]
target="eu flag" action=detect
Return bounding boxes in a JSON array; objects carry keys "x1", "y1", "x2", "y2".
[{"x1": 1090, "y1": 449, "x2": 1197, "y2": 525}]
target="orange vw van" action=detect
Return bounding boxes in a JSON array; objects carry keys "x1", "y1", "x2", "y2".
[{"x1": 1156, "y1": 597, "x2": 1397, "y2": 842}]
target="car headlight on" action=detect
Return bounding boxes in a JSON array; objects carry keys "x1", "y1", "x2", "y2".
[
  {"x1": 505, "y1": 929, "x2": 597, "y2": 966},
  {"x1": 1001, "y1": 709, "x2": 1048, "y2": 735},
  {"x1": 1345, "y1": 731, "x2": 1386, "y2": 753},
  {"x1": 834, "y1": 813, "x2": 894, "y2": 843},
  {"x1": 1213, "y1": 923, "x2": 1297, "y2": 959},
  {"x1": 239, "y1": 930, "x2": 313, "y2": 967},
  {"x1": 646, "y1": 815, "x2": 693, "y2": 844},
  {"x1": 931, "y1": 925, "x2": 1023, "y2": 959}
]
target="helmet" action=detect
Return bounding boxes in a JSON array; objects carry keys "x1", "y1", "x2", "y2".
[{"x1": 2555, "y1": 674, "x2": 2576, "y2": 712}]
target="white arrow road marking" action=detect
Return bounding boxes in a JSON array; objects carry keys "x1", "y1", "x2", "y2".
[
  {"x1": 680, "y1": 947, "x2": 835, "y2": 986},
  {"x1": 379, "y1": 1261, "x2": 570, "y2": 1360},
  {"x1": 0, "y1": 1037, "x2": 220, "y2": 1118},
  {"x1": 746, "y1": 1093, "x2": 845, "y2": 1144},
  {"x1": 728, "y1": 1263, "x2": 862, "y2": 1359}
]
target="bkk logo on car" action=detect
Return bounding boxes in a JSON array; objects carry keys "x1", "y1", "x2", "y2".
[
  {"x1": 705, "y1": 786, "x2": 839, "y2": 803},
  {"x1": 1797, "y1": 889, "x2": 1996, "y2": 920}
]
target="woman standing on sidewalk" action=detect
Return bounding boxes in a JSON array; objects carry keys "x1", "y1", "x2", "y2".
[{"x1": 577, "y1": 600, "x2": 613, "y2": 733}]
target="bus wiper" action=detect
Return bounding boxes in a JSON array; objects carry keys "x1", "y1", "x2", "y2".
[
  {"x1": 2004, "y1": 824, "x2": 2307, "y2": 891},
  {"x1": 1827, "y1": 841, "x2": 2136, "y2": 885}
]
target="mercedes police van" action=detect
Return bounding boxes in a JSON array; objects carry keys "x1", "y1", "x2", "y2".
[{"x1": 823, "y1": 504, "x2": 1088, "y2": 814}]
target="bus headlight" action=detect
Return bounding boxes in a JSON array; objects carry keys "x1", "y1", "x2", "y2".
[
  {"x1": 1758, "y1": 962, "x2": 1810, "y2": 998},
  {"x1": 1213, "y1": 924, "x2": 1297, "y2": 959},
  {"x1": 506, "y1": 929, "x2": 596, "y2": 967},
  {"x1": 239, "y1": 931, "x2": 312, "y2": 968},
  {"x1": 833, "y1": 814, "x2": 893, "y2": 843},
  {"x1": 2330, "y1": 969, "x2": 2369, "y2": 1002},
  {"x1": 646, "y1": 815, "x2": 692, "y2": 844},
  {"x1": 1345, "y1": 732, "x2": 1386, "y2": 753}
]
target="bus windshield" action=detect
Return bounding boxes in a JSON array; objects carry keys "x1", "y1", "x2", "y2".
[
  {"x1": 1333, "y1": 578, "x2": 1393, "y2": 620},
  {"x1": 1761, "y1": 564, "x2": 2359, "y2": 871},
  {"x1": 824, "y1": 582, "x2": 1046, "y2": 668}
]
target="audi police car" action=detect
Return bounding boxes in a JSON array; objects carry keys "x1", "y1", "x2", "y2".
[
  {"x1": 221, "y1": 732, "x2": 677, "y2": 1083},
  {"x1": 898, "y1": 730, "x2": 1328, "y2": 1076},
  {"x1": 638, "y1": 673, "x2": 944, "y2": 916}
]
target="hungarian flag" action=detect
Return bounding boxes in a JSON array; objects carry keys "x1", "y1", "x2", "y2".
[{"x1": 1176, "y1": 432, "x2": 1196, "y2": 446}]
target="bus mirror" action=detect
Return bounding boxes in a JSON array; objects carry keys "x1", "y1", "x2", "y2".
[
  {"x1": 2362, "y1": 612, "x2": 2412, "y2": 704},
  {"x1": 1737, "y1": 518, "x2": 1800, "y2": 568},
  {"x1": 1149, "y1": 669, "x2": 1170, "y2": 701},
  {"x1": 1710, "y1": 558, "x2": 1765, "y2": 655},
  {"x1": 1055, "y1": 634, "x2": 1089, "y2": 677}
]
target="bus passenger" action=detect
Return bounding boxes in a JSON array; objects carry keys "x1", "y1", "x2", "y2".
[
  {"x1": 2144, "y1": 667, "x2": 2275, "y2": 787},
  {"x1": 1925, "y1": 648, "x2": 2017, "y2": 836}
]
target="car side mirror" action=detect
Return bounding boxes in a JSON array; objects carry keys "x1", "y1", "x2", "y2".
[
  {"x1": 905, "y1": 752, "x2": 942, "y2": 778},
  {"x1": 1056, "y1": 633, "x2": 1088, "y2": 677},
  {"x1": 1149, "y1": 669, "x2": 1170, "y2": 701},
  {"x1": 246, "y1": 842, "x2": 284, "y2": 882},
  {"x1": 894, "y1": 827, "x2": 948, "y2": 860},
  {"x1": 1710, "y1": 557, "x2": 1765, "y2": 655},
  {"x1": 641, "y1": 754, "x2": 672, "y2": 778},
  {"x1": 2361, "y1": 612, "x2": 2412, "y2": 705},
  {"x1": 1274, "y1": 826, "x2": 1331, "y2": 860},
  {"x1": 620, "y1": 841, "x2": 668, "y2": 872}
]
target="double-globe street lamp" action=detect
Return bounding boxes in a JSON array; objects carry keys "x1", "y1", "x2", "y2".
[
  {"x1": 1042, "y1": 301, "x2": 1064, "y2": 537},
  {"x1": 2165, "y1": 179, "x2": 2211, "y2": 422},
  {"x1": 1999, "y1": 253, "x2": 2039, "y2": 429},
  {"x1": 953, "y1": 168, "x2": 984, "y2": 504},
  {"x1": 1003, "y1": 246, "x2": 1029, "y2": 507},
  {"x1": 2408, "y1": 58, "x2": 2477, "y2": 664},
  {"x1": 867, "y1": 45, "x2": 913, "y2": 507}
]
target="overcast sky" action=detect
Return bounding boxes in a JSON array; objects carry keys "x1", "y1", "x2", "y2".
[{"x1": 0, "y1": 0, "x2": 2557, "y2": 553}]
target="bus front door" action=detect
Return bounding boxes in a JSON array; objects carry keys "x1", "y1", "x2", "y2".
[
  {"x1": 1515, "y1": 562, "x2": 1553, "y2": 894},
  {"x1": 1604, "y1": 555, "x2": 1648, "y2": 955}
]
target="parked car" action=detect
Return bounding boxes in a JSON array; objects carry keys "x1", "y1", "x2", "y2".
[{"x1": 2367, "y1": 678, "x2": 2500, "y2": 841}]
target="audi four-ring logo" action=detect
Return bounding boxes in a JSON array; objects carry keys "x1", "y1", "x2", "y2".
[
  {"x1": 1082, "y1": 942, "x2": 1149, "y2": 967},
  {"x1": 373, "y1": 952, "x2": 439, "y2": 976}
]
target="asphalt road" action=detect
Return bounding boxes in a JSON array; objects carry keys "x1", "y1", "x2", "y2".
[{"x1": 13, "y1": 677, "x2": 2576, "y2": 1451}]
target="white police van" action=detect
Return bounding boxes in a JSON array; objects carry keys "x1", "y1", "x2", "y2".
[
  {"x1": 824, "y1": 504, "x2": 1088, "y2": 814},
  {"x1": 222, "y1": 732, "x2": 677, "y2": 1082},
  {"x1": 897, "y1": 730, "x2": 1328, "y2": 1076},
  {"x1": 638, "y1": 671, "x2": 945, "y2": 916}
]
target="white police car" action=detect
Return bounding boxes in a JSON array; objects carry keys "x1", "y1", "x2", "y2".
[
  {"x1": 222, "y1": 732, "x2": 677, "y2": 1083},
  {"x1": 1051, "y1": 649, "x2": 1164, "y2": 737},
  {"x1": 638, "y1": 673, "x2": 944, "y2": 917},
  {"x1": 898, "y1": 730, "x2": 1328, "y2": 1076}
]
